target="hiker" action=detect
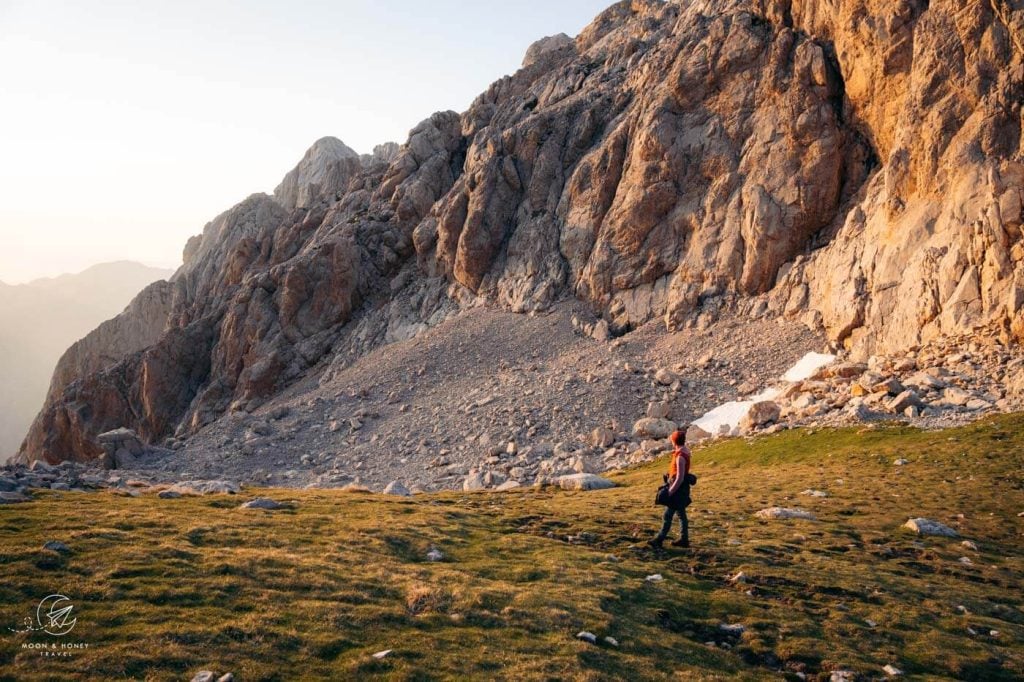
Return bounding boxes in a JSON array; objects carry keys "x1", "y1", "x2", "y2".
[{"x1": 649, "y1": 428, "x2": 695, "y2": 549}]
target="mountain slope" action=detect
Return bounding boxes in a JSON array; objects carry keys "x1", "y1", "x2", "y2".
[
  {"x1": 19, "y1": 0, "x2": 1024, "y2": 464},
  {"x1": 0, "y1": 262, "x2": 172, "y2": 460}
]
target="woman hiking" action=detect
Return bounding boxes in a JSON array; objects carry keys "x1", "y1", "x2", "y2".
[{"x1": 648, "y1": 428, "x2": 694, "y2": 549}]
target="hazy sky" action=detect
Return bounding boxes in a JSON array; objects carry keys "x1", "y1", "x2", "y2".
[{"x1": 0, "y1": 0, "x2": 609, "y2": 284}]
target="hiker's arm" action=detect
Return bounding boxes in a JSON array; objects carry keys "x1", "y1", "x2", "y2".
[{"x1": 668, "y1": 460, "x2": 683, "y2": 494}]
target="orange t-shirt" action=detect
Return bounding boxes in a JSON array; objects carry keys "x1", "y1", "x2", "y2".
[{"x1": 669, "y1": 447, "x2": 691, "y2": 480}]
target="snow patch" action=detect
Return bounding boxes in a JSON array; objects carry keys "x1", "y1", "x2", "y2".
[{"x1": 692, "y1": 351, "x2": 835, "y2": 436}]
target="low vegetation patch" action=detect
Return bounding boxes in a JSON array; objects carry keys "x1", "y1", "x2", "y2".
[{"x1": 2, "y1": 416, "x2": 1022, "y2": 680}]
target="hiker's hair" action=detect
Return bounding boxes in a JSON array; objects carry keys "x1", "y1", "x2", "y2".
[{"x1": 670, "y1": 429, "x2": 687, "y2": 447}]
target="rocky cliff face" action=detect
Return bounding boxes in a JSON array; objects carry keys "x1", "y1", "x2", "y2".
[{"x1": 21, "y1": 0, "x2": 1023, "y2": 464}]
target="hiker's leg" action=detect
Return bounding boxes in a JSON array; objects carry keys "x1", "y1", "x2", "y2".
[
  {"x1": 679, "y1": 507, "x2": 689, "y2": 544},
  {"x1": 657, "y1": 507, "x2": 675, "y2": 540}
]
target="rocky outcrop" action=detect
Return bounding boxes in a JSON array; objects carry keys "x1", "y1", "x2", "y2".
[
  {"x1": 19, "y1": 0, "x2": 1024, "y2": 464},
  {"x1": 522, "y1": 33, "x2": 575, "y2": 68},
  {"x1": 274, "y1": 137, "x2": 361, "y2": 209}
]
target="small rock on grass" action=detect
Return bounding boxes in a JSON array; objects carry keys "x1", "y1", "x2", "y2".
[
  {"x1": 800, "y1": 489, "x2": 828, "y2": 497},
  {"x1": 755, "y1": 507, "x2": 816, "y2": 521},
  {"x1": 372, "y1": 649, "x2": 393, "y2": 659},
  {"x1": 883, "y1": 664, "x2": 903, "y2": 677},
  {"x1": 241, "y1": 498, "x2": 286, "y2": 510},
  {"x1": 902, "y1": 518, "x2": 958, "y2": 537},
  {"x1": 158, "y1": 490, "x2": 182, "y2": 499},
  {"x1": 426, "y1": 549, "x2": 444, "y2": 562},
  {"x1": 961, "y1": 540, "x2": 978, "y2": 551},
  {"x1": 603, "y1": 636, "x2": 619, "y2": 647},
  {"x1": 0, "y1": 491, "x2": 31, "y2": 504},
  {"x1": 191, "y1": 673, "x2": 215, "y2": 682},
  {"x1": 217, "y1": 675, "x2": 235, "y2": 682},
  {"x1": 43, "y1": 541, "x2": 70, "y2": 553},
  {"x1": 719, "y1": 623, "x2": 745, "y2": 635},
  {"x1": 645, "y1": 574, "x2": 663, "y2": 582},
  {"x1": 556, "y1": 473, "x2": 615, "y2": 491},
  {"x1": 576, "y1": 631, "x2": 598, "y2": 644}
]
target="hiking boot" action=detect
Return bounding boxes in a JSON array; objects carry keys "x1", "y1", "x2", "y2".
[
  {"x1": 671, "y1": 538, "x2": 689, "y2": 548},
  {"x1": 647, "y1": 537, "x2": 664, "y2": 549}
]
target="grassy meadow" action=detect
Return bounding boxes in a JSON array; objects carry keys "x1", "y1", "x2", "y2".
[{"x1": 1, "y1": 416, "x2": 1022, "y2": 680}]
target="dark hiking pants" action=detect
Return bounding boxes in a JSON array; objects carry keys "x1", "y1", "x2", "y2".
[{"x1": 656, "y1": 505, "x2": 688, "y2": 542}]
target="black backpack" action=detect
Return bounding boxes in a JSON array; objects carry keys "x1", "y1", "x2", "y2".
[{"x1": 655, "y1": 473, "x2": 697, "y2": 507}]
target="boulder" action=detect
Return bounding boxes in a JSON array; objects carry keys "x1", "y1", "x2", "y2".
[
  {"x1": 887, "y1": 390, "x2": 923, "y2": 413},
  {"x1": 494, "y1": 480, "x2": 522, "y2": 492},
  {"x1": 755, "y1": 507, "x2": 816, "y2": 521},
  {"x1": 685, "y1": 424, "x2": 712, "y2": 444},
  {"x1": 903, "y1": 518, "x2": 958, "y2": 537},
  {"x1": 590, "y1": 427, "x2": 615, "y2": 448},
  {"x1": 556, "y1": 474, "x2": 616, "y2": 491},
  {"x1": 646, "y1": 402, "x2": 671, "y2": 419},
  {"x1": 0, "y1": 491, "x2": 31, "y2": 504},
  {"x1": 632, "y1": 418, "x2": 677, "y2": 439},
  {"x1": 382, "y1": 480, "x2": 412, "y2": 496},
  {"x1": 462, "y1": 473, "x2": 487, "y2": 491},
  {"x1": 741, "y1": 401, "x2": 781, "y2": 431},
  {"x1": 654, "y1": 368, "x2": 679, "y2": 386}
]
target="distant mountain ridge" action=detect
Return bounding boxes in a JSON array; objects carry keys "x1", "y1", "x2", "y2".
[{"x1": 0, "y1": 261, "x2": 173, "y2": 460}]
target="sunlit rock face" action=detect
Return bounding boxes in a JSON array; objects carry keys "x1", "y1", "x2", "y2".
[{"x1": 20, "y1": 0, "x2": 1024, "y2": 463}]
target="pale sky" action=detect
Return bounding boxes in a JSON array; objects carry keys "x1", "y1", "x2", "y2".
[{"x1": 0, "y1": 0, "x2": 610, "y2": 284}]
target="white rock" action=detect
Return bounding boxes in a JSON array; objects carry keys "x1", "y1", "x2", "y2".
[
  {"x1": 894, "y1": 458, "x2": 909, "y2": 466},
  {"x1": 603, "y1": 636, "x2": 619, "y2": 647},
  {"x1": 800, "y1": 489, "x2": 828, "y2": 497},
  {"x1": 372, "y1": 649, "x2": 393, "y2": 659},
  {"x1": 755, "y1": 507, "x2": 817, "y2": 521},
  {"x1": 426, "y1": 549, "x2": 444, "y2": 562},
  {"x1": 883, "y1": 664, "x2": 904, "y2": 677},
  {"x1": 719, "y1": 623, "x2": 746, "y2": 635},
  {"x1": 632, "y1": 418, "x2": 677, "y2": 439},
  {"x1": 241, "y1": 497, "x2": 285, "y2": 510},
  {"x1": 382, "y1": 480, "x2": 412, "y2": 496},
  {"x1": 903, "y1": 518, "x2": 958, "y2": 537},
  {"x1": 556, "y1": 474, "x2": 615, "y2": 491},
  {"x1": 191, "y1": 673, "x2": 216, "y2": 682},
  {"x1": 462, "y1": 473, "x2": 487, "y2": 491},
  {"x1": 961, "y1": 540, "x2": 978, "y2": 551},
  {"x1": 576, "y1": 631, "x2": 598, "y2": 644},
  {"x1": 645, "y1": 574, "x2": 664, "y2": 582},
  {"x1": 494, "y1": 480, "x2": 522, "y2": 492}
]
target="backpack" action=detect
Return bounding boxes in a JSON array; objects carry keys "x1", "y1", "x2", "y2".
[{"x1": 654, "y1": 472, "x2": 697, "y2": 507}]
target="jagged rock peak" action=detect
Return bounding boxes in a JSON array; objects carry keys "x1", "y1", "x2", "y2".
[
  {"x1": 522, "y1": 32, "x2": 575, "y2": 68},
  {"x1": 361, "y1": 142, "x2": 401, "y2": 168},
  {"x1": 273, "y1": 136, "x2": 361, "y2": 210}
]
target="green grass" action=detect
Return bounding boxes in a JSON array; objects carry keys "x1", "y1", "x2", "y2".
[{"x1": 1, "y1": 415, "x2": 1023, "y2": 680}]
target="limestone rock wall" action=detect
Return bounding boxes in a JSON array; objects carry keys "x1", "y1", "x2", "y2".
[{"x1": 19, "y1": 0, "x2": 1024, "y2": 463}]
